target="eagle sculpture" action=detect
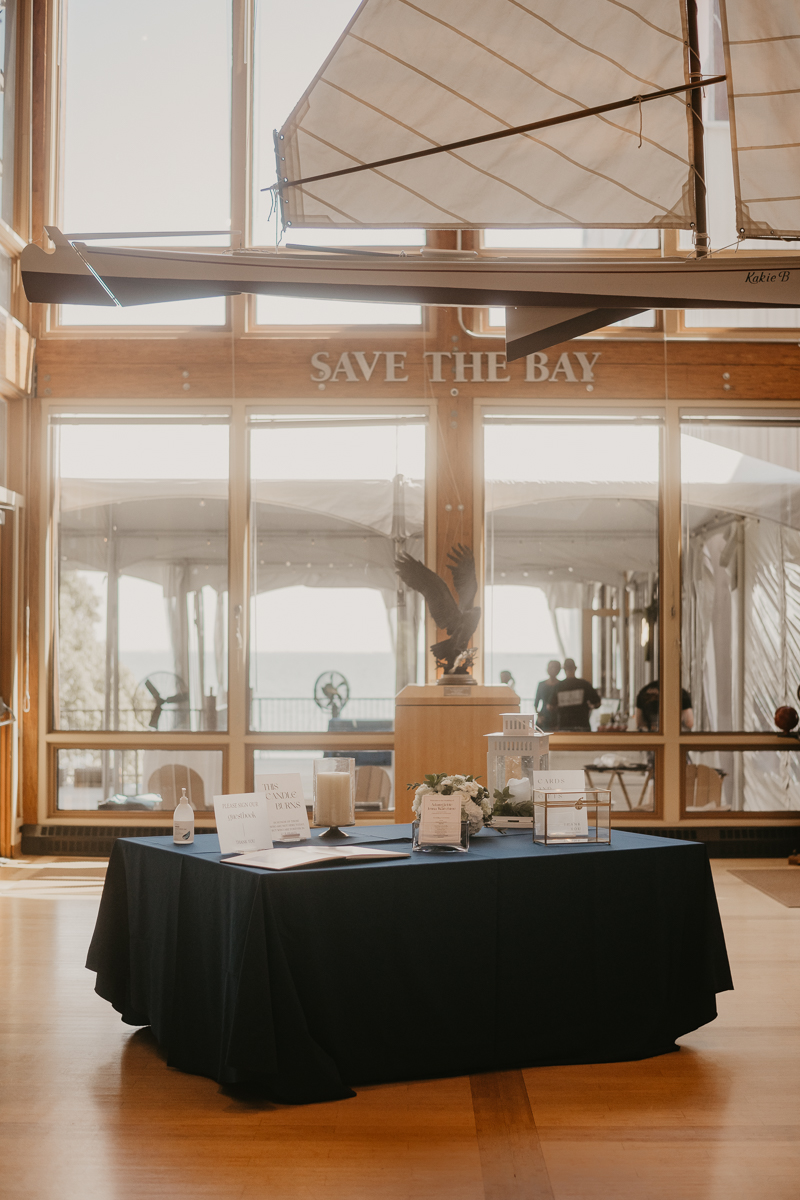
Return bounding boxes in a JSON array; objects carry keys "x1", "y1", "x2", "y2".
[{"x1": 395, "y1": 543, "x2": 480, "y2": 676}]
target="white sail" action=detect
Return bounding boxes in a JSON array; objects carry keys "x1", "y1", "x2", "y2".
[
  {"x1": 721, "y1": 0, "x2": 800, "y2": 238},
  {"x1": 276, "y1": 0, "x2": 696, "y2": 230}
]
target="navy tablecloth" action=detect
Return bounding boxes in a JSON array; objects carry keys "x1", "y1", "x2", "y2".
[{"x1": 86, "y1": 827, "x2": 732, "y2": 1104}]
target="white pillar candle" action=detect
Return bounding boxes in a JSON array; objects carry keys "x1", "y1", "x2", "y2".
[{"x1": 315, "y1": 771, "x2": 353, "y2": 827}]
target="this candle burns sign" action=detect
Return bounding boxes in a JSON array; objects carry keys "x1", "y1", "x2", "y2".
[{"x1": 255, "y1": 773, "x2": 310, "y2": 841}]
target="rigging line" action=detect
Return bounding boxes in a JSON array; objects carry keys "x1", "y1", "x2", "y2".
[{"x1": 263, "y1": 76, "x2": 725, "y2": 194}]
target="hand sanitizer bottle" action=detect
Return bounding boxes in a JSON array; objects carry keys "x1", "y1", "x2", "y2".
[{"x1": 173, "y1": 787, "x2": 195, "y2": 844}]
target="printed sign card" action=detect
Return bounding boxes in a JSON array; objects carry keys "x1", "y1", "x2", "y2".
[
  {"x1": 418, "y1": 793, "x2": 462, "y2": 845},
  {"x1": 255, "y1": 773, "x2": 311, "y2": 842},
  {"x1": 213, "y1": 792, "x2": 273, "y2": 856},
  {"x1": 532, "y1": 770, "x2": 590, "y2": 839}
]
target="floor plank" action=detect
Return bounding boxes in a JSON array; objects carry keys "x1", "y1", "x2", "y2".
[
  {"x1": 471, "y1": 1070, "x2": 554, "y2": 1199},
  {"x1": 1, "y1": 857, "x2": 799, "y2": 1197}
]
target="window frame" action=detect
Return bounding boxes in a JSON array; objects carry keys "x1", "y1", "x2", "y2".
[
  {"x1": 477, "y1": 400, "x2": 666, "y2": 821},
  {"x1": 40, "y1": 393, "x2": 436, "y2": 824}
]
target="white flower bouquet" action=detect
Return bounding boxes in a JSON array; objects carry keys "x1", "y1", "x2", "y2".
[{"x1": 409, "y1": 773, "x2": 494, "y2": 835}]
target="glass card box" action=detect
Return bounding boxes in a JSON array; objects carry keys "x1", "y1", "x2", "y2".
[{"x1": 533, "y1": 789, "x2": 611, "y2": 846}]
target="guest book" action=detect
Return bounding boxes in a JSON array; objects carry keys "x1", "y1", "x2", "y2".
[{"x1": 222, "y1": 845, "x2": 409, "y2": 871}]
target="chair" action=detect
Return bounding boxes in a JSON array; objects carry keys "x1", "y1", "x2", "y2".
[
  {"x1": 354, "y1": 764, "x2": 392, "y2": 810},
  {"x1": 148, "y1": 765, "x2": 205, "y2": 811},
  {"x1": 685, "y1": 763, "x2": 727, "y2": 810}
]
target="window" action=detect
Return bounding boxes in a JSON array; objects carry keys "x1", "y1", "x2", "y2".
[
  {"x1": 255, "y1": 296, "x2": 422, "y2": 327},
  {"x1": 60, "y1": 297, "x2": 227, "y2": 328},
  {"x1": 248, "y1": 409, "x2": 427, "y2": 732},
  {"x1": 52, "y1": 409, "x2": 230, "y2": 732},
  {"x1": 58, "y1": 0, "x2": 233, "y2": 327},
  {"x1": 684, "y1": 749, "x2": 800, "y2": 814},
  {"x1": 683, "y1": 310, "x2": 800, "y2": 330},
  {"x1": 0, "y1": 0, "x2": 17, "y2": 229},
  {"x1": 254, "y1": 747, "x2": 395, "y2": 813},
  {"x1": 483, "y1": 410, "x2": 661, "y2": 733},
  {"x1": 682, "y1": 410, "x2": 800, "y2": 733},
  {"x1": 62, "y1": 0, "x2": 232, "y2": 236},
  {"x1": 56, "y1": 747, "x2": 223, "y2": 812},
  {"x1": 483, "y1": 230, "x2": 659, "y2": 250},
  {"x1": 0, "y1": 396, "x2": 6, "y2": 486},
  {"x1": 487, "y1": 308, "x2": 655, "y2": 331},
  {"x1": 250, "y1": 1, "x2": 424, "y2": 325},
  {"x1": 549, "y1": 749, "x2": 655, "y2": 813}
]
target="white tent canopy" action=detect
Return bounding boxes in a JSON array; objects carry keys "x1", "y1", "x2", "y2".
[{"x1": 58, "y1": 476, "x2": 424, "y2": 593}]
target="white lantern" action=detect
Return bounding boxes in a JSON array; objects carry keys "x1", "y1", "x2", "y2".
[{"x1": 486, "y1": 714, "x2": 549, "y2": 828}]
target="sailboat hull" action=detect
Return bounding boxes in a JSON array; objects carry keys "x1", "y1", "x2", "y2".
[{"x1": 21, "y1": 232, "x2": 800, "y2": 354}]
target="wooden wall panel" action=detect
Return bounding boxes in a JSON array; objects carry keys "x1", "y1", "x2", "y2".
[{"x1": 34, "y1": 330, "x2": 800, "y2": 404}]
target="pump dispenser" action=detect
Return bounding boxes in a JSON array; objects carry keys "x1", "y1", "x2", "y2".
[{"x1": 173, "y1": 787, "x2": 195, "y2": 844}]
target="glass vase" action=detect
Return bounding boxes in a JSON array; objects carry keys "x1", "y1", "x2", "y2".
[{"x1": 411, "y1": 819, "x2": 470, "y2": 853}]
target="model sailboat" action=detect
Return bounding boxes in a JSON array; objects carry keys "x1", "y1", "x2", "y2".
[{"x1": 21, "y1": 0, "x2": 800, "y2": 358}]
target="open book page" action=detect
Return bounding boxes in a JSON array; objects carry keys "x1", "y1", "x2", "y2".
[
  {"x1": 222, "y1": 846, "x2": 409, "y2": 871},
  {"x1": 327, "y1": 846, "x2": 409, "y2": 861}
]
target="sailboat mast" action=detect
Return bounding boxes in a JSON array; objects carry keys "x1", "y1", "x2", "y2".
[{"x1": 686, "y1": 0, "x2": 710, "y2": 257}]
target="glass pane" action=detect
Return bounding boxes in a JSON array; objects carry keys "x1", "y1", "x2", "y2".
[
  {"x1": 54, "y1": 412, "x2": 229, "y2": 731},
  {"x1": 56, "y1": 747, "x2": 221, "y2": 811},
  {"x1": 685, "y1": 749, "x2": 800, "y2": 813},
  {"x1": 484, "y1": 412, "x2": 661, "y2": 731},
  {"x1": 0, "y1": 397, "x2": 6, "y2": 487},
  {"x1": 62, "y1": 0, "x2": 231, "y2": 234},
  {"x1": 249, "y1": 411, "x2": 426, "y2": 731},
  {"x1": 684, "y1": 309, "x2": 800, "y2": 330},
  {"x1": 59, "y1": 0, "x2": 232, "y2": 328},
  {"x1": 678, "y1": 1, "x2": 787, "y2": 253},
  {"x1": 252, "y1": 0, "x2": 424, "y2": 247},
  {"x1": 278, "y1": 229, "x2": 424, "y2": 249},
  {"x1": 483, "y1": 230, "x2": 659, "y2": 250},
  {"x1": 254, "y1": 748, "x2": 395, "y2": 813},
  {"x1": 0, "y1": 1, "x2": 17, "y2": 228},
  {"x1": 255, "y1": 295, "x2": 421, "y2": 326},
  {"x1": 682, "y1": 412, "x2": 800, "y2": 732},
  {"x1": 488, "y1": 307, "x2": 654, "y2": 330},
  {"x1": 549, "y1": 749, "x2": 655, "y2": 812},
  {"x1": 0, "y1": 251, "x2": 12, "y2": 313},
  {"x1": 60, "y1": 296, "x2": 227, "y2": 328}
]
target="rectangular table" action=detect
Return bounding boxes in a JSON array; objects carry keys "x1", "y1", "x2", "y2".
[{"x1": 87, "y1": 827, "x2": 732, "y2": 1105}]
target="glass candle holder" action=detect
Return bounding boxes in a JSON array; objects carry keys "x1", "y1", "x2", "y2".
[{"x1": 313, "y1": 758, "x2": 356, "y2": 840}]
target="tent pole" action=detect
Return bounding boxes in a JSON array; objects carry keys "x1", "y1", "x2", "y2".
[{"x1": 687, "y1": 0, "x2": 710, "y2": 258}]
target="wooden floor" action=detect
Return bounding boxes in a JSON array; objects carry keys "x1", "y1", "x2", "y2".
[{"x1": 1, "y1": 858, "x2": 799, "y2": 1199}]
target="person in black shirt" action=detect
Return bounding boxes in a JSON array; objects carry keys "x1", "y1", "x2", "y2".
[
  {"x1": 551, "y1": 658, "x2": 601, "y2": 731},
  {"x1": 534, "y1": 660, "x2": 561, "y2": 731},
  {"x1": 635, "y1": 680, "x2": 694, "y2": 731}
]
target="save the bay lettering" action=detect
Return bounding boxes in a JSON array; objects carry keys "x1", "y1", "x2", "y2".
[{"x1": 310, "y1": 349, "x2": 600, "y2": 384}]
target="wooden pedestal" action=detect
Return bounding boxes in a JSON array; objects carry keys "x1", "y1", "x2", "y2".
[{"x1": 393, "y1": 685, "x2": 520, "y2": 822}]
